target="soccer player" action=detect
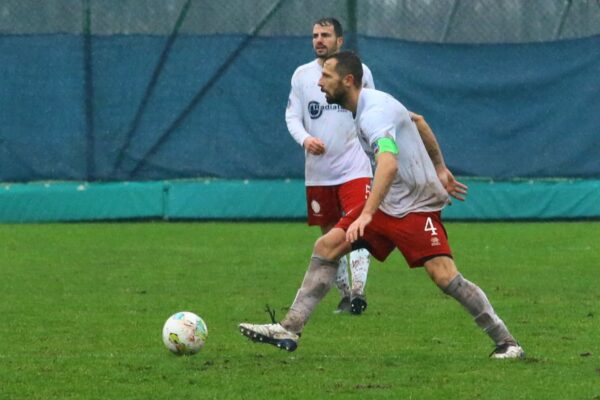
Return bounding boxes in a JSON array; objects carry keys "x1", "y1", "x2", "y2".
[
  {"x1": 240, "y1": 51, "x2": 524, "y2": 359},
  {"x1": 285, "y1": 17, "x2": 375, "y2": 314}
]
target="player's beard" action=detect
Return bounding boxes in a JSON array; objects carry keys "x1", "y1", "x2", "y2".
[
  {"x1": 315, "y1": 48, "x2": 328, "y2": 59},
  {"x1": 315, "y1": 44, "x2": 339, "y2": 60},
  {"x1": 324, "y1": 84, "x2": 348, "y2": 107}
]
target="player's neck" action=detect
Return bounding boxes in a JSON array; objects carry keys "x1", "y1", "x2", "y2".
[
  {"x1": 344, "y1": 87, "x2": 361, "y2": 115},
  {"x1": 316, "y1": 49, "x2": 340, "y2": 66}
]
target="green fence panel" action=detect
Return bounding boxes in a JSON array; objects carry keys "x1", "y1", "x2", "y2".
[
  {"x1": 443, "y1": 179, "x2": 600, "y2": 220},
  {"x1": 0, "y1": 181, "x2": 165, "y2": 222},
  {"x1": 166, "y1": 179, "x2": 305, "y2": 219},
  {"x1": 0, "y1": 179, "x2": 598, "y2": 222}
]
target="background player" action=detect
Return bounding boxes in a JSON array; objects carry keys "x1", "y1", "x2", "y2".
[{"x1": 285, "y1": 17, "x2": 374, "y2": 314}]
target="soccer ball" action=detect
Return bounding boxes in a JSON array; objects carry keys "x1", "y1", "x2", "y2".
[{"x1": 162, "y1": 311, "x2": 208, "y2": 355}]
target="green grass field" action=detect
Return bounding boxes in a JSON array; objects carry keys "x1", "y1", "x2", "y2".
[{"x1": 1, "y1": 222, "x2": 599, "y2": 399}]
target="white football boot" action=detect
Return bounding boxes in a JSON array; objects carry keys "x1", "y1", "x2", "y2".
[
  {"x1": 490, "y1": 343, "x2": 525, "y2": 359},
  {"x1": 239, "y1": 323, "x2": 299, "y2": 352}
]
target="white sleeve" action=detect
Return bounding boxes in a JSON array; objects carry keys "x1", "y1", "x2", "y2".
[
  {"x1": 285, "y1": 72, "x2": 310, "y2": 147},
  {"x1": 360, "y1": 108, "x2": 397, "y2": 148},
  {"x1": 361, "y1": 102, "x2": 413, "y2": 156},
  {"x1": 362, "y1": 64, "x2": 375, "y2": 89}
]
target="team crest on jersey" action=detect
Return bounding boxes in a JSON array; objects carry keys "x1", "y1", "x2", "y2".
[
  {"x1": 430, "y1": 236, "x2": 441, "y2": 247},
  {"x1": 310, "y1": 200, "x2": 321, "y2": 214}
]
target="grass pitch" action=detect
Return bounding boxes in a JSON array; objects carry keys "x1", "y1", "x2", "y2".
[{"x1": 0, "y1": 221, "x2": 598, "y2": 399}]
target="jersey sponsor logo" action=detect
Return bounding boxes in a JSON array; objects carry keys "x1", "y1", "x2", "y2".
[
  {"x1": 308, "y1": 101, "x2": 347, "y2": 119},
  {"x1": 308, "y1": 101, "x2": 323, "y2": 119}
]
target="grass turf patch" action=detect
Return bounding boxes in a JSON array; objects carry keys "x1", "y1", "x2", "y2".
[{"x1": 0, "y1": 222, "x2": 598, "y2": 399}]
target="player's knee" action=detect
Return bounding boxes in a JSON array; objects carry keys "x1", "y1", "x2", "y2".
[
  {"x1": 314, "y1": 232, "x2": 348, "y2": 261},
  {"x1": 314, "y1": 236, "x2": 335, "y2": 259},
  {"x1": 424, "y1": 256, "x2": 459, "y2": 289}
]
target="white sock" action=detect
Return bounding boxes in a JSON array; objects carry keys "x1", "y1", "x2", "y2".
[
  {"x1": 335, "y1": 255, "x2": 351, "y2": 299},
  {"x1": 349, "y1": 248, "x2": 370, "y2": 297}
]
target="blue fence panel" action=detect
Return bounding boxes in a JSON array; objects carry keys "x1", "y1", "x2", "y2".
[
  {"x1": 0, "y1": 34, "x2": 87, "y2": 181},
  {"x1": 0, "y1": 33, "x2": 598, "y2": 182},
  {"x1": 364, "y1": 34, "x2": 600, "y2": 179}
]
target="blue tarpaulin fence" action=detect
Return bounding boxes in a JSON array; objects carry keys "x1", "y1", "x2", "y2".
[{"x1": 1, "y1": 33, "x2": 599, "y2": 182}]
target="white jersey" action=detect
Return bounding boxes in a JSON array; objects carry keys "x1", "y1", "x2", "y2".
[
  {"x1": 286, "y1": 60, "x2": 374, "y2": 186},
  {"x1": 355, "y1": 88, "x2": 450, "y2": 217}
]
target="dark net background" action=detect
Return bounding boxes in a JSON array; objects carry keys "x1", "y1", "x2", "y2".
[{"x1": 1, "y1": 0, "x2": 599, "y2": 181}]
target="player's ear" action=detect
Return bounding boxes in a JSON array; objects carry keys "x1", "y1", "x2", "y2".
[
  {"x1": 342, "y1": 73, "x2": 355, "y2": 88},
  {"x1": 337, "y1": 36, "x2": 344, "y2": 48}
]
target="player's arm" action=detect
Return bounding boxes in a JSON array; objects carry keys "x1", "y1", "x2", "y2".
[
  {"x1": 361, "y1": 151, "x2": 397, "y2": 216},
  {"x1": 346, "y1": 140, "x2": 398, "y2": 243},
  {"x1": 410, "y1": 112, "x2": 468, "y2": 201},
  {"x1": 410, "y1": 112, "x2": 445, "y2": 169},
  {"x1": 285, "y1": 75, "x2": 325, "y2": 155}
]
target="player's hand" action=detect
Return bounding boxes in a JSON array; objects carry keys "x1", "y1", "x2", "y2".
[
  {"x1": 303, "y1": 137, "x2": 326, "y2": 155},
  {"x1": 346, "y1": 213, "x2": 372, "y2": 243},
  {"x1": 437, "y1": 167, "x2": 468, "y2": 201}
]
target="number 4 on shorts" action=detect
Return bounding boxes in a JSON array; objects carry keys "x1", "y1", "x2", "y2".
[{"x1": 424, "y1": 217, "x2": 438, "y2": 236}]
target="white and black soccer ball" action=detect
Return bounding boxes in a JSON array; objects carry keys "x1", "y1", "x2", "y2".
[{"x1": 162, "y1": 311, "x2": 208, "y2": 355}]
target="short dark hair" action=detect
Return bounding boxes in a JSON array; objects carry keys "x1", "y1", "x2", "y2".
[
  {"x1": 324, "y1": 51, "x2": 363, "y2": 88},
  {"x1": 314, "y1": 17, "x2": 343, "y2": 37}
]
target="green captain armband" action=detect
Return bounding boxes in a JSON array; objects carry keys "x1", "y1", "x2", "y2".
[{"x1": 374, "y1": 137, "x2": 399, "y2": 157}]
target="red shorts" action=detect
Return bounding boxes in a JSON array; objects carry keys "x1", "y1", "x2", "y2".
[
  {"x1": 337, "y1": 209, "x2": 452, "y2": 268},
  {"x1": 306, "y1": 178, "x2": 371, "y2": 228}
]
